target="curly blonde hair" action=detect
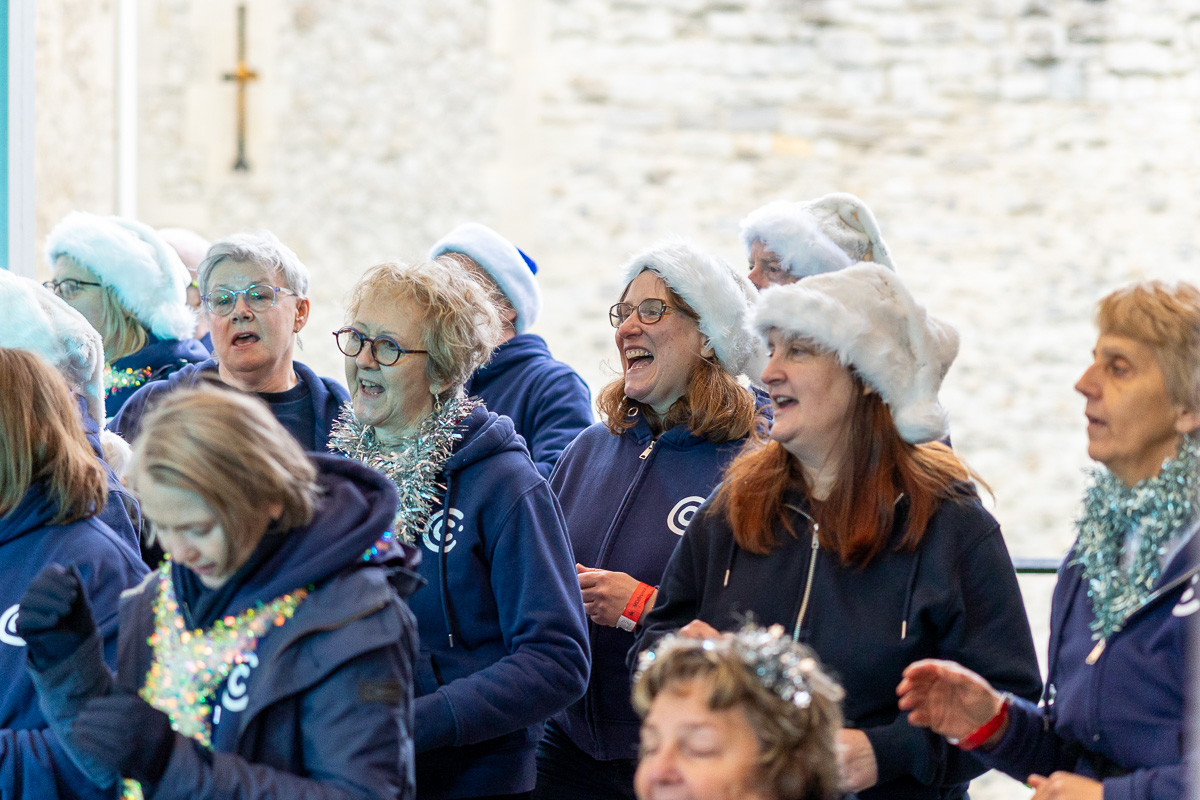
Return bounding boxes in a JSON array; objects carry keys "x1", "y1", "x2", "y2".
[{"x1": 346, "y1": 259, "x2": 503, "y2": 399}]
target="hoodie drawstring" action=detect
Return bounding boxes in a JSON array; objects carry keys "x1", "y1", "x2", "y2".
[{"x1": 439, "y1": 474, "x2": 463, "y2": 649}]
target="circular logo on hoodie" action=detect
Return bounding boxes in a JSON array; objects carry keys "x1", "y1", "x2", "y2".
[
  {"x1": 423, "y1": 508, "x2": 463, "y2": 554},
  {"x1": 1173, "y1": 574, "x2": 1199, "y2": 619},
  {"x1": 220, "y1": 652, "x2": 260, "y2": 713},
  {"x1": 0, "y1": 605, "x2": 24, "y2": 646},
  {"x1": 667, "y1": 496, "x2": 706, "y2": 536}
]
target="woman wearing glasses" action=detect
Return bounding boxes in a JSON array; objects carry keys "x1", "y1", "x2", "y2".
[
  {"x1": 534, "y1": 240, "x2": 766, "y2": 800},
  {"x1": 44, "y1": 212, "x2": 209, "y2": 418},
  {"x1": 330, "y1": 259, "x2": 588, "y2": 800},
  {"x1": 110, "y1": 230, "x2": 349, "y2": 454}
]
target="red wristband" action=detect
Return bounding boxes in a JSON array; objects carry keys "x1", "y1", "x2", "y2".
[
  {"x1": 953, "y1": 694, "x2": 1010, "y2": 751},
  {"x1": 619, "y1": 582, "x2": 654, "y2": 629}
]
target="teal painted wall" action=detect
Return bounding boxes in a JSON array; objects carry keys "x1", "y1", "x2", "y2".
[{"x1": 0, "y1": 0, "x2": 9, "y2": 269}]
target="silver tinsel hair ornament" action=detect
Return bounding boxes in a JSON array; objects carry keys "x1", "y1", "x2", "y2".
[{"x1": 637, "y1": 623, "x2": 843, "y2": 710}]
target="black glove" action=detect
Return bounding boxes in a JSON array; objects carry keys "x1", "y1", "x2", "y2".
[
  {"x1": 72, "y1": 691, "x2": 178, "y2": 786},
  {"x1": 17, "y1": 564, "x2": 97, "y2": 671}
]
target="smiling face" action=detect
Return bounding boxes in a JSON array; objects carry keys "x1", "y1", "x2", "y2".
[
  {"x1": 206, "y1": 259, "x2": 309, "y2": 393},
  {"x1": 746, "y1": 241, "x2": 798, "y2": 291},
  {"x1": 52, "y1": 256, "x2": 107, "y2": 333},
  {"x1": 1075, "y1": 334, "x2": 1200, "y2": 486},
  {"x1": 344, "y1": 292, "x2": 436, "y2": 444},
  {"x1": 617, "y1": 270, "x2": 710, "y2": 416},
  {"x1": 635, "y1": 678, "x2": 774, "y2": 800},
  {"x1": 138, "y1": 478, "x2": 276, "y2": 589},
  {"x1": 762, "y1": 329, "x2": 858, "y2": 473}
]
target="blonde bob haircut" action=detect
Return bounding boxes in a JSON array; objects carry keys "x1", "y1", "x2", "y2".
[
  {"x1": 345, "y1": 259, "x2": 503, "y2": 400},
  {"x1": 1096, "y1": 279, "x2": 1200, "y2": 412},
  {"x1": 633, "y1": 629, "x2": 844, "y2": 800},
  {"x1": 57, "y1": 254, "x2": 148, "y2": 362},
  {"x1": 0, "y1": 348, "x2": 107, "y2": 525},
  {"x1": 128, "y1": 384, "x2": 319, "y2": 548}
]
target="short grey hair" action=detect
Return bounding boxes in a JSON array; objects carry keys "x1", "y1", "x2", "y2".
[{"x1": 198, "y1": 230, "x2": 310, "y2": 298}]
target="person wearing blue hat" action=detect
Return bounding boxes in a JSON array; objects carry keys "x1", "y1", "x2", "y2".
[{"x1": 430, "y1": 223, "x2": 593, "y2": 478}]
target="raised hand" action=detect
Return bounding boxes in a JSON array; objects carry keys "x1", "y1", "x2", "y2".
[
  {"x1": 896, "y1": 658, "x2": 1005, "y2": 742},
  {"x1": 16, "y1": 564, "x2": 98, "y2": 671}
]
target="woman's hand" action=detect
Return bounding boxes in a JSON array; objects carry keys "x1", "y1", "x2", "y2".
[
  {"x1": 838, "y1": 728, "x2": 878, "y2": 793},
  {"x1": 896, "y1": 659, "x2": 1006, "y2": 742},
  {"x1": 17, "y1": 564, "x2": 98, "y2": 671},
  {"x1": 577, "y1": 565, "x2": 652, "y2": 628},
  {"x1": 677, "y1": 619, "x2": 722, "y2": 640},
  {"x1": 1027, "y1": 772, "x2": 1103, "y2": 799}
]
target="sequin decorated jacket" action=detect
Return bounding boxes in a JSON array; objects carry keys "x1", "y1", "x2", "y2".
[
  {"x1": 0, "y1": 482, "x2": 147, "y2": 800},
  {"x1": 978, "y1": 526, "x2": 1199, "y2": 800},
  {"x1": 28, "y1": 454, "x2": 420, "y2": 800},
  {"x1": 635, "y1": 484, "x2": 1043, "y2": 800}
]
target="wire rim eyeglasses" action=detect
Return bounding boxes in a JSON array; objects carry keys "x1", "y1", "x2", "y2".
[
  {"x1": 332, "y1": 327, "x2": 429, "y2": 367},
  {"x1": 609, "y1": 299, "x2": 679, "y2": 328},
  {"x1": 201, "y1": 284, "x2": 296, "y2": 317},
  {"x1": 43, "y1": 278, "x2": 103, "y2": 300}
]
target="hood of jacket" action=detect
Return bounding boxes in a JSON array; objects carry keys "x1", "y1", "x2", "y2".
[
  {"x1": 466, "y1": 334, "x2": 551, "y2": 394},
  {"x1": 443, "y1": 403, "x2": 529, "y2": 475}
]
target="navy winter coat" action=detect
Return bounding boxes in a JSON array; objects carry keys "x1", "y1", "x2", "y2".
[
  {"x1": 408, "y1": 404, "x2": 589, "y2": 799},
  {"x1": 0, "y1": 484, "x2": 147, "y2": 800},
  {"x1": 464, "y1": 333, "x2": 593, "y2": 478},
  {"x1": 109, "y1": 358, "x2": 348, "y2": 452},
  {"x1": 549, "y1": 414, "x2": 752, "y2": 761},
  {"x1": 637, "y1": 486, "x2": 1043, "y2": 800},
  {"x1": 30, "y1": 454, "x2": 419, "y2": 800},
  {"x1": 980, "y1": 527, "x2": 1198, "y2": 800},
  {"x1": 104, "y1": 334, "x2": 210, "y2": 418}
]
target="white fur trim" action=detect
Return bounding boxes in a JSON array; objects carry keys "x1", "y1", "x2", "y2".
[
  {"x1": 99, "y1": 430, "x2": 133, "y2": 479},
  {"x1": 430, "y1": 222, "x2": 542, "y2": 333},
  {"x1": 0, "y1": 270, "x2": 106, "y2": 426},
  {"x1": 753, "y1": 263, "x2": 957, "y2": 443},
  {"x1": 801, "y1": 193, "x2": 895, "y2": 269},
  {"x1": 739, "y1": 201, "x2": 854, "y2": 279},
  {"x1": 621, "y1": 238, "x2": 766, "y2": 380},
  {"x1": 45, "y1": 211, "x2": 196, "y2": 341}
]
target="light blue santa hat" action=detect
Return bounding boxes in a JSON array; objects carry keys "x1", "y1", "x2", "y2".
[
  {"x1": 0, "y1": 269, "x2": 106, "y2": 426},
  {"x1": 740, "y1": 193, "x2": 895, "y2": 278},
  {"x1": 44, "y1": 211, "x2": 196, "y2": 341},
  {"x1": 429, "y1": 222, "x2": 542, "y2": 334}
]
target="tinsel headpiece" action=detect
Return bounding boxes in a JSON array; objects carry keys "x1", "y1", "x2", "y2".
[{"x1": 637, "y1": 623, "x2": 843, "y2": 710}]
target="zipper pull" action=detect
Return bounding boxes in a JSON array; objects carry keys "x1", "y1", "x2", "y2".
[
  {"x1": 1085, "y1": 638, "x2": 1105, "y2": 665},
  {"x1": 639, "y1": 440, "x2": 656, "y2": 460}
]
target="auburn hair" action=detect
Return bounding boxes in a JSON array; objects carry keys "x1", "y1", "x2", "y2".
[
  {"x1": 596, "y1": 280, "x2": 761, "y2": 444},
  {"x1": 712, "y1": 377, "x2": 982, "y2": 567},
  {"x1": 0, "y1": 348, "x2": 107, "y2": 525}
]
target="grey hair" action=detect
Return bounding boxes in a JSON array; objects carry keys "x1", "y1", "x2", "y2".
[{"x1": 197, "y1": 230, "x2": 310, "y2": 298}]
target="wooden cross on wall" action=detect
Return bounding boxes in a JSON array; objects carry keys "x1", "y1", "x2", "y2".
[{"x1": 222, "y1": 4, "x2": 258, "y2": 171}]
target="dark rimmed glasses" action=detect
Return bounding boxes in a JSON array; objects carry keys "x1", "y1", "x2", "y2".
[
  {"x1": 333, "y1": 327, "x2": 429, "y2": 367},
  {"x1": 202, "y1": 283, "x2": 296, "y2": 317},
  {"x1": 43, "y1": 278, "x2": 103, "y2": 301},
  {"x1": 609, "y1": 298, "x2": 680, "y2": 328}
]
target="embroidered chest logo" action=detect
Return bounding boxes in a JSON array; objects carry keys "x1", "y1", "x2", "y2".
[
  {"x1": 1172, "y1": 574, "x2": 1199, "y2": 618},
  {"x1": 668, "y1": 496, "x2": 705, "y2": 536},
  {"x1": 0, "y1": 604, "x2": 24, "y2": 646},
  {"x1": 424, "y1": 508, "x2": 464, "y2": 554},
  {"x1": 217, "y1": 652, "x2": 260, "y2": 718}
]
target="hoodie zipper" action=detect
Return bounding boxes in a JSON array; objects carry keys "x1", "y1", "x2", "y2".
[
  {"x1": 639, "y1": 439, "x2": 657, "y2": 460},
  {"x1": 1082, "y1": 561, "x2": 1200, "y2": 666},
  {"x1": 793, "y1": 524, "x2": 820, "y2": 643}
]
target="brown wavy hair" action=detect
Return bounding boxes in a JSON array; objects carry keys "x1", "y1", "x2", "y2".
[
  {"x1": 0, "y1": 348, "x2": 107, "y2": 524},
  {"x1": 596, "y1": 281, "x2": 760, "y2": 444},
  {"x1": 712, "y1": 374, "x2": 982, "y2": 567}
]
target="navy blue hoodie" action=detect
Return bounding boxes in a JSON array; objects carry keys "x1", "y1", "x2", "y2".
[
  {"x1": 108, "y1": 358, "x2": 348, "y2": 452},
  {"x1": 981, "y1": 527, "x2": 1198, "y2": 800},
  {"x1": 548, "y1": 414, "x2": 752, "y2": 761},
  {"x1": 636, "y1": 487, "x2": 1043, "y2": 800},
  {"x1": 32, "y1": 454, "x2": 420, "y2": 800},
  {"x1": 74, "y1": 396, "x2": 141, "y2": 554},
  {"x1": 464, "y1": 333, "x2": 593, "y2": 479},
  {"x1": 409, "y1": 405, "x2": 589, "y2": 799},
  {"x1": 0, "y1": 484, "x2": 147, "y2": 799},
  {"x1": 104, "y1": 334, "x2": 210, "y2": 419}
]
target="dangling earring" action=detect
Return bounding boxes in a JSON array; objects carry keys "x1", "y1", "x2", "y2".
[
  {"x1": 431, "y1": 386, "x2": 445, "y2": 415},
  {"x1": 295, "y1": 332, "x2": 304, "y2": 350}
]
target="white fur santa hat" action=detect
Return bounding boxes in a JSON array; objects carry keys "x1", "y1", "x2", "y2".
[
  {"x1": 44, "y1": 211, "x2": 196, "y2": 341},
  {"x1": 621, "y1": 238, "x2": 767, "y2": 380},
  {"x1": 429, "y1": 222, "x2": 542, "y2": 335},
  {"x1": 741, "y1": 193, "x2": 895, "y2": 276},
  {"x1": 753, "y1": 263, "x2": 958, "y2": 443},
  {"x1": 0, "y1": 269, "x2": 107, "y2": 426}
]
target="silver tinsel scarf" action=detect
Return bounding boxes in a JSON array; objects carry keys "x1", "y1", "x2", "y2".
[
  {"x1": 327, "y1": 397, "x2": 481, "y2": 545},
  {"x1": 1070, "y1": 435, "x2": 1199, "y2": 640}
]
